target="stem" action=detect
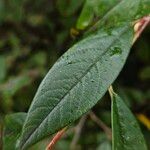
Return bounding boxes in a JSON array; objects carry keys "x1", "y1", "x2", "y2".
[
  {"x1": 70, "y1": 115, "x2": 88, "y2": 150},
  {"x1": 46, "y1": 127, "x2": 67, "y2": 150},
  {"x1": 89, "y1": 111, "x2": 112, "y2": 140},
  {"x1": 108, "y1": 85, "x2": 115, "y2": 99},
  {"x1": 133, "y1": 16, "x2": 150, "y2": 44}
]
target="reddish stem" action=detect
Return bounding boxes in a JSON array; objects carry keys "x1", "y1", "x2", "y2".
[
  {"x1": 133, "y1": 16, "x2": 150, "y2": 43},
  {"x1": 46, "y1": 127, "x2": 67, "y2": 150}
]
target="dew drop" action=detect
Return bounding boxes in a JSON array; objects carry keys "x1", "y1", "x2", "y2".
[
  {"x1": 91, "y1": 79, "x2": 95, "y2": 82},
  {"x1": 68, "y1": 60, "x2": 73, "y2": 64}
]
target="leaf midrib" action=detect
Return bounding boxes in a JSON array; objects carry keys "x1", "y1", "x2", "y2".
[{"x1": 21, "y1": 26, "x2": 130, "y2": 149}]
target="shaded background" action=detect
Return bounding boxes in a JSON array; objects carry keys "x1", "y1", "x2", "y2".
[{"x1": 0, "y1": 0, "x2": 150, "y2": 149}]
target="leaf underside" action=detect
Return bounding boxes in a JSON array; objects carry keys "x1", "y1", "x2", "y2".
[{"x1": 111, "y1": 94, "x2": 147, "y2": 150}]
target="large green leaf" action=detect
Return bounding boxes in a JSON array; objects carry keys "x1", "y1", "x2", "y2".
[
  {"x1": 18, "y1": 24, "x2": 134, "y2": 149},
  {"x1": 111, "y1": 93, "x2": 147, "y2": 150},
  {"x1": 3, "y1": 113, "x2": 27, "y2": 150}
]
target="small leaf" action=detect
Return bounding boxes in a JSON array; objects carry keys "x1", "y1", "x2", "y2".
[
  {"x1": 3, "y1": 113, "x2": 27, "y2": 150},
  {"x1": 76, "y1": 0, "x2": 95, "y2": 30},
  {"x1": 19, "y1": 24, "x2": 134, "y2": 149},
  {"x1": 111, "y1": 93, "x2": 147, "y2": 150},
  {"x1": 0, "y1": 0, "x2": 25, "y2": 22}
]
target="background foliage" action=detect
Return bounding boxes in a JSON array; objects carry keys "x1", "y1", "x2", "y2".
[{"x1": 0, "y1": 0, "x2": 150, "y2": 149}]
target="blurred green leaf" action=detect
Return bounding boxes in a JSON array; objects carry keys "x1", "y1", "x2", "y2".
[
  {"x1": 56, "y1": 0, "x2": 84, "y2": 16},
  {"x1": 0, "y1": 0, "x2": 25, "y2": 22},
  {"x1": 0, "y1": 56, "x2": 6, "y2": 83},
  {"x1": 97, "y1": 141, "x2": 111, "y2": 150},
  {"x1": 0, "y1": 75, "x2": 32, "y2": 98},
  {"x1": 76, "y1": 0, "x2": 95, "y2": 30},
  {"x1": 139, "y1": 66, "x2": 150, "y2": 81},
  {"x1": 3, "y1": 113, "x2": 27, "y2": 150},
  {"x1": 87, "y1": 0, "x2": 150, "y2": 34},
  {"x1": 111, "y1": 93, "x2": 147, "y2": 150},
  {"x1": 76, "y1": 0, "x2": 119, "y2": 30},
  {"x1": 28, "y1": 52, "x2": 47, "y2": 68}
]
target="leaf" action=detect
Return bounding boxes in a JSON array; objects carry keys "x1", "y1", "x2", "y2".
[
  {"x1": 76, "y1": 0, "x2": 119, "y2": 30},
  {"x1": 18, "y1": 24, "x2": 134, "y2": 149},
  {"x1": 76, "y1": 0, "x2": 94, "y2": 30},
  {"x1": 3, "y1": 113, "x2": 27, "y2": 150},
  {"x1": 111, "y1": 93, "x2": 147, "y2": 150},
  {"x1": 0, "y1": 75, "x2": 32, "y2": 98},
  {"x1": 86, "y1": 0, "x2": 150, "y2": 34},
  {"x1": 56, "y1": 0, "x2": 84, "y2": 16},
  {"x1": 0, "y1": 56, "x2": 6, "y2": 83},
  {"x1": 97, "y1": 141, "x2": 111, "y2": 150},
  {"x1": 0, "y1": 0, "x2": 25, "y2": 22}
]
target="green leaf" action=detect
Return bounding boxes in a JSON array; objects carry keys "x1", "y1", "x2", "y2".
[
  {"x1": 56, "y1": 0, "x2": 84, "y2": 16},
  {"x1": 76, "y1": 0, "x2": 95, "y2": 30},
  {"x1": 111, "y1": 93, "x2": 147, "y2": 150},
  {"x1": 18, "y1": 24, "x2": 134, "y2": 149},
  {"x1": 76, "y1": 0, "x2": 119, "y2": 30},
  {"x1": 0, "y1": 75, "x2": 32, "y2": 98},
  {"x1": 86, "y1": 0, "x2": 150, "y2": 34},
  {"x1": 3, "y1": 113, "x2": 27, "y2": 150},
  {"x1": 0, "y1": 0, "x2": 25, "y2": 22},
  {"x1": 0, "y1": 56, "x2": 6, "y2": 83},
  {"x1": 97, "y1": 141, "x2": 111, "y2": 150},
  {"x1": 139, "y1": 66, "x2": 150, "y2": 80}
]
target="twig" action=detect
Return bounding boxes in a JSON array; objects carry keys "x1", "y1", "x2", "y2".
[
  {"x1": 70, "y1": 114, "x2": 88, "y2": 150},
  {"x1": 133, "y1": 16, "x2": 150, "y2": 44},
  {"x1": 89, "y1": 111, "x2": 112, "y2": 140},
  {"x1": 46, "y1": 127, "x2": 67, "y2": 150}
]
